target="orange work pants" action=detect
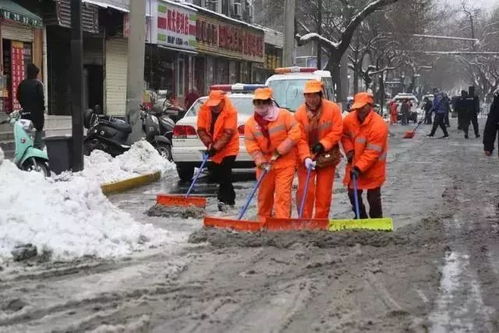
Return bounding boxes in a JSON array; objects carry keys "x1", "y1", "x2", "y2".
[
  {"x1": 256, "y1": 166, "x2": 295, "y2": 221},
  {"x1": 296, "y1": 165, "x2": 335, "y2": 219},
  {"x1": 390, "y1": 113, "x2": 398, "y2": 124}
]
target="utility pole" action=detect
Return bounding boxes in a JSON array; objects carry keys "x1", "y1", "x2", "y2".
[
  {"x1": 283, "y1": 0, "x2": 295, "y2": 66},
  {"x1": 317, "y1": 0, "x2": 322, "y2": 69},
  {"x1": 70, "y1": 0, "x2": 83, "y2": 171},
  {"x1": 126, "y1": 0, "x2": 146, "y2": 142}
]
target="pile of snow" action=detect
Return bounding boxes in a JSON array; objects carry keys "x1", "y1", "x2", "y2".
[
  {"x1": 0, "y1": 157, "x2": 175, "y2": 261},
  {"x1": 80, "y1": 140, "x2": 175, "y2": 184}
]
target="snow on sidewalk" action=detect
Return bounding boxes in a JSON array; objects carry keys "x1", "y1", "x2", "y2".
[
  {"x1": 0, "y1": 142, "x2": 179, "y2": 262},
  {"x1": 80, "y1": 140, "x2": 175, "y2": 184}
]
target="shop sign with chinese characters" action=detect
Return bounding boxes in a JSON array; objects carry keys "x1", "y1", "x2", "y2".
[
  {"x1": 149, "y1": 0, "x2": 197, "y2": 51},
  {"x1": 11, "y1": 42, "x2": 25, "y2": 111},
  {"x1": 196, "y1": 14, "x2": 264, "y2": 63}
]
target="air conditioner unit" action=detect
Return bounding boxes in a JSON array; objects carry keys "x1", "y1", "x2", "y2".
[{"x1": 233, "y1": 3, "x2": 242, "y2": 17}]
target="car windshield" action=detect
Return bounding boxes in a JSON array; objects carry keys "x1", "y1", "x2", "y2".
[
  {"x1": 185, "y1": 96, "x2": 255, "y2": 117},
  {"x1": 267, "y1": 79, "x2": 309, "y2": 112}
]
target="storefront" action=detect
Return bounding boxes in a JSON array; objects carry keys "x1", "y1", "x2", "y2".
[
  {"x1": 145, "y1": 0, "x2": 197, "y2": 107},
  {"x1": 44, "y1": 0, "x2": 100, "y2": 115},
  {"x1": 0, "y1": 0, "x2": 43, "y2": 114},
  {"x1": 253, "y1": 28, "x2": 283, "y2": 83},
  {"x1": 192, "y1": 5, "x2": 264, "y2": 94}
]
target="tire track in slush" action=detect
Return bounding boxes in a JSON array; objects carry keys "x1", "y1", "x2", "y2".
[{"x1": 429, "y1": 146, "x2": 498, "y2": 333}]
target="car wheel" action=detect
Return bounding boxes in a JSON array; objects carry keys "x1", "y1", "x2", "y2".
[{"x1": 177, "y1": 164, "x2": 194, "y2": 182}]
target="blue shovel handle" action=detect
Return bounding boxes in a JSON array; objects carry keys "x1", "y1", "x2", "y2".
[
  {"x1": 185, "y1": 153, "x2": 209, "y2": 198},
  {"x1": 237, "y1": 168, "x2": 268, "y2": 220},
  {"x1": 352, "y1": 173, "x2": 361, "y2": 219},
  {"x1": 298, "y1": 166, "x2": 312, "y2": 218}
]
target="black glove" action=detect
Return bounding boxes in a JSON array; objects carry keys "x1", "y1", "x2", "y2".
[
  {"x1": 207, "y1": 147, "x2": 217, "y2": 157},
  {"x1": 312, "y1": 143, "x2": 325, "y2": 154},
  {"x1": 350, "y1": 167, "x2": 361, "y2": 179}
]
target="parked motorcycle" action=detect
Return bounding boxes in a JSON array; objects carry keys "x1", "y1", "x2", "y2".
[
  {"x1": 151, "y1": 104, "x2": 175, "y2": 142},
  {"x1": 83, "y1": 105, "x2": 172, "y2": 160},
  {"x1": 0, "y1": 110, "x2": 50, "y2": 176}
]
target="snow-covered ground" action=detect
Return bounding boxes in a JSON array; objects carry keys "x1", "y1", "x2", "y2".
[
  {"x1": 80, "y1": 140, "x2": 175, "y2": 184},
  {"x1": 0, "y1": 141, "x2": 179, "y2": 262}
]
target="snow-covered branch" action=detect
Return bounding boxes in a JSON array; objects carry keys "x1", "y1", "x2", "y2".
[{"x1": 297, "y1": 32, "x2": 340, "y2": 49}]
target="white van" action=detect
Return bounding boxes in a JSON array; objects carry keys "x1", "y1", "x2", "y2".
[{"x1": 265, "y1": 67, "x2": 335, "y2": 112}]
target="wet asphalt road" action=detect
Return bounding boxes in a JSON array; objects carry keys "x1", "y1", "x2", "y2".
[{"x1": 1, "y1": 118, "x2": 498, "y2": 332}]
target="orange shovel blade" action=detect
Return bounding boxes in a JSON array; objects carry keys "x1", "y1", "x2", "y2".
[
  {"x1": 403, "y1": 130, "x2": 415, "y2": 139},
  {"x1": 204, "y1": 216, "x2": 265, "y2": 232},
  {"x1": 265, "y1": 218, "x2": 329, "y2": 231},
  {"x1": 156, "y1": 194, "x2": 206, "y2": 208}
]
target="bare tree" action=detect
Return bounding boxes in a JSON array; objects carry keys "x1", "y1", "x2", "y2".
[{"x1": 295, "y1": 0, "x2": 401, "y2": 101}]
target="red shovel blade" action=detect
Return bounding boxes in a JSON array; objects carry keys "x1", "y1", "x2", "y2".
[
  {"x1": 403, "y1": 130, "x2": 415, "y2": 139},
  {"x1": 204, "y1": 216, "x2": 265, "y2": 232},
  {"x1": 265, "y1": 217, "x2": 329, "y2": 231},
  {"x1": 156, "y1": 194, "x2": 206, "y2": 208}
]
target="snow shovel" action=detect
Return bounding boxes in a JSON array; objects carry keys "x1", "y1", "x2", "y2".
[
  {"x1": 156, "y1": 153, "x2": 209, "y2": 208},
  {"x1": 403, "y1": 120, "x2": 423, "y2": 139},
  {"x1": 204, "y1": 168, "x2": 268, "y2": 232},
  {"x1": 328, "y1": 174, "x2": 393, "y2": 231},
  {"x1": 266, "y1": 166, "x2": 329, "y2": 231}
]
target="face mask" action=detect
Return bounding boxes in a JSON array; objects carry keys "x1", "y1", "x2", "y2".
[{"x1": 255, "y1": 104, "x2": 271, "y2": 117}]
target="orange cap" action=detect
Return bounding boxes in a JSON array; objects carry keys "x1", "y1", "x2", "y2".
[
  {"x1": 253, "y1": 87, "x2": 273, "y2": 100},
  {"x1": 351, "y1": 92, "x2": 374, "y2": 110},
  {"x1": 303, "y1": 80, "x2": 323, "y2": 94},
  {"x1": 206, "y1": 90, "x2": 225, "y2": 107}
]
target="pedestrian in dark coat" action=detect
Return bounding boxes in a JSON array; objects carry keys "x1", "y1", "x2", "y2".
[
  {"x1": 400, "y1": 99, "x2": 410, "y2": 125},
  {"x1": 455, "y1": 90, "x2": 468, "y2": 131},
  {"x1": 423, "y1": 97, "x2": 433, "y2": 124},
  {"x1": 427, "y1": 92, "x2": 449, "y2": 138},
  {"x1": 483, "y1": 93, "x2": 499, "y2": 156},
  {"x1": 463, "y1": 86, "x2": 481, "y2": 138},
  {"x1": 17, "y1": 64, "x2": 45, "y2": 149}
]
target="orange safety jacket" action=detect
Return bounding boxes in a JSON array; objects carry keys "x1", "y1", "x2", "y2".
[
  {"x1": 295, "y1": 99, "x2": 343, "y2": 161},
  {"x1": 244, "y1": 109, "x2": 301, "y2": 169},
  {"x1": 342, "y1": 110, "x2": 388, "y2": 189},
  {"x1": 197, "y1": 96, "x2": 239, "y2": 164}
]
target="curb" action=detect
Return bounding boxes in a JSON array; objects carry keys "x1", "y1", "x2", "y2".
[{"x1": 101, "y1": 171, "x2": 161, "y2": 195}]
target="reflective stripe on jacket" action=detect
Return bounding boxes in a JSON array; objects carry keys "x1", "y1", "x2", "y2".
[
  {"x1": 295, "y1": 99, "x2": 343, "y2": 162},
  {"x1": 342, "y1": 110, "x2": 388, "y2": 189},
  {"x1": 244, "y1": 108, "x2": 300, "y2": 169},
  {"x1": 197, "y1": 96, "x2": 239, "y2": 164}
]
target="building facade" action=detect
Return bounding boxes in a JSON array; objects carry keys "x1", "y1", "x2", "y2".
[
  {"x1": 1, "y1": 0, "x2": 282, "y2": 117},
  {"x1": 0, "y1": 0, "x2": 44, "y2": 114}
]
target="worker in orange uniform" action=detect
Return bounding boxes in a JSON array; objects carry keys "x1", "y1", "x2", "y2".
[
  {"x1": 389, "y1": 101, "x2": 398, "y2": 125},
  {"x1": 244, "y1": 87, "x2": 301, "y2": 221},
  {"x1": 295, "y1": 80, "x2": 343, "y2": 218},
  {"x1": 197, "y1": 90, "x2": 239, "y2": 212},
  {"x1": 342, "y1": 92, "x2": 389, "y2": 218}
]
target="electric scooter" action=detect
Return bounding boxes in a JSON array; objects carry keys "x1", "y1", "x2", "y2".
[{"x1": 0, "y1": 110, "x2": 50, "y2": 176}]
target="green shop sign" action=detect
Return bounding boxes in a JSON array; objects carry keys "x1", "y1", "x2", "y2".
[{"x1": 0, "y1": 7, "x2": 42, "y2": 28}]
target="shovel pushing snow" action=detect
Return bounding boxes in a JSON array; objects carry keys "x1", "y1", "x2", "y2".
[
  {"x1": 329, "y1": 174, "x2": 393, "y2": 231},
  {"x1": 156, "y1": 152, "x2": 209, "y2": 208}
]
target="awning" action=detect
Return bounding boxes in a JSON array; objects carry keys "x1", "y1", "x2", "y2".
[
  {"x1": 157, "y1": 44, "x2": 198, "y2": 55},
  {"x1": 82, "y1": 0, "x2": 153, "y2": 16},
  {"x1": 82, "y1": 0, "x2": 129, "y2": 13},
  {"x1": 0, "y1": 0, "x2": 43, "y2": 28}
]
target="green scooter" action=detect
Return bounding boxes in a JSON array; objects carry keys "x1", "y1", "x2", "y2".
[{"x1": 0, "y1": 110, "x2": 50, "y2": 176}]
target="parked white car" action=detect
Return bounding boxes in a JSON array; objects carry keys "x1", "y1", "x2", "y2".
[
  {"x1": 392, "y1": 93, "x2": 420, "y2": 123},
  {"x1": 172, "y1": 84, "x2": 263, "y2": 181},
  {"x1": 265, "y1": 67, "x2": 335, "y2": 112}
]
